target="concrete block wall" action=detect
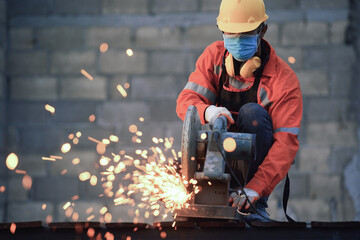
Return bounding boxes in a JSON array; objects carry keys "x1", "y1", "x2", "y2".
[{"x1": 2, "y1": 0, "x2": 359, "y2": 223}]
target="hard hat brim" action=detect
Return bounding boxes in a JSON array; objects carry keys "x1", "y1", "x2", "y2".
[{"x1": 217, "y1": 15, "x2": 268, "y2": 33}]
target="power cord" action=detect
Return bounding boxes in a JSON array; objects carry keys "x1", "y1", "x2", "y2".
[{"x1": 213, "y1": 131, "x2": 279, "y2": 223}]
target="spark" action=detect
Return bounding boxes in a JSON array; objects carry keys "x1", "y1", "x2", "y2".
[
  {"x1": 109, "y1": 135, "x2": 118, "y2": 142},
  {"x1": 10, "y1": 223, "x2": 16, "y2": 234},
  {"x1": 200, "y1": 132, "x2": 207, "y2": 140},
  {"x1": 76, "y1": 132, "x2": 82, "y2": 138},
  {"x1": 72, "y1": 158, "x2": 80, "y2": 165},
  {"x1": 105, "y1": 232, "x2": 115, "y2": 240},
  {"x1": 152, "y1": 137, "x2": 159, "y2": 144},
  {"x1": 0, "y1": 186, "x2": 5, "y2": 192},
  {"x1": 89, "y1": 114, "x2": 96, "y2": 122},
  {"x1": 61, "y1": 169, "x2": 67, "y2": 175},
  {"x1": 50, "y1": 155, "x2": 63, "y2": 160},
  {"x1": 223, "y1": 137, "x2": 236, "y2": 153},
  {"x1": 100, "y1": 43, "x2": 109, "y2": 53},
  {"x1": 100, "y1": 206, "x2": 108, "y2": 215},
  {"x1": 42, "y1": 204, "x2": 47, "y2": 210},
  {"x1": 124, "y1": 83, "x2": 130, "y2": 89},
  {"x1": 136, "y1": 131, "x2": 143, "y2": 136},
  {"x1": 129, "y1": 124, "x2": 138, "y2": 133},
  {"x1": 6, "y1": 153, "x2": 18, "y2": 170},
  {"x1": 104, "y1": 212, "x2": 112, "y2": 223},
  {"x1": 88, "y1": 136, "x2": 101, "y2": 144},
  {"x1": 117, "y1": 84, "x2": 128, "y2": 97},
  {"x1": 45, "y1": 104, "x2": 55, "y2": 114},
  {"x1": 288, "y1": 56, "x2": 296, "y2": 64},
  {"x1": 15, "y1": 169, "x2": 26, "y2": 174},
  {"x1": 63, "y1": 202, "x2": 71, "y2": 210},
  {"x1": 126, "y1": 48, "x2": 134, "y2": 56},
  {"x1": 71, "y1": 195, "x2": 79, "y2": 201},
  {"x1": 139, "y1": 117, "x2": 144, "y2": 122},
  {"x1": 87, "y1": 215, "x2": 95, "y2": 221},
  {"x1": 90, "y1": 175, "x2": 98, "y2": 186},
  {"x1": 73, "y1": 138, "x2": 79, "y2": 144},
  {"x1": 42, "y1": 157, "x2": 56, "y2": 161},
  {"x1": 160, "y1": 231, "x2": 167, "y2": 239},
  {"x1": 81, "y1": 69, "x2": 94, "y2": 81},
  {"x1": 208, "y1": 181, "x2": 212, "y2": 186},
  {"x1": 61, "y1": 143, "x2": 71, "y2": 153},
  {"x1": 72, "y1": 212, "x2": 79, "y2": 221},
  {"x1": 87, "y1": 228, "x2": 95, "y2": 237},
  {"x1": 68, "y1": 133, "x2": 75, "y2": 140},
  {"x1": 46, "y1": 215, "x2": 53, "y2": 224},
  {"x1": 79, "y1": 172, "x2": 91, "y2": 181}
]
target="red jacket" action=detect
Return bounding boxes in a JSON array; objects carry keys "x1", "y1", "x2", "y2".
[{"x1": 176, "y1": 40, "x2": 303, "y2": 197}]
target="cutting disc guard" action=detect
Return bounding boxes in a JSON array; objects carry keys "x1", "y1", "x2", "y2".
[{"x1": 181, "y1": 105, "x2": 201, "y2": 182}]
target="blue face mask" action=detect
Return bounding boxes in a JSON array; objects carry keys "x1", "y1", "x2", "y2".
[{"x1": 223, "y1": 33, "x2": 260, "y2": 62}]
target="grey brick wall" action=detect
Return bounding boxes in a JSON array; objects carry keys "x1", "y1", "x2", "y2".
[{"x1": 2, "y1": 0, "x2": 359, "y2": 223}]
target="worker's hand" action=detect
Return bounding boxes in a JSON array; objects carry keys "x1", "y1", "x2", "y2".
[
  {"x1": 205, "y1": 105, "x2": 234, "y2": 126},
  {"x1": 229, "y1": 188, "x2": 259, "y2": 210}
]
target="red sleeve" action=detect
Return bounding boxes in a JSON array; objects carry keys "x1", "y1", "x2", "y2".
[
  {"x1": 246, "y1": 68, "x2": 303, "y2": 197},
  {"x1": 176, "y1": 44, "x2": 220, "y2": 124}
]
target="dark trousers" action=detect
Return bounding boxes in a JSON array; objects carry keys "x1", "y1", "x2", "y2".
[{"x1": 228, "y1": 103, "x2": 274, "y2": 196}]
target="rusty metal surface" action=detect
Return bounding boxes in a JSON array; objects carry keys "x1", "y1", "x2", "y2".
[
  {"x1": 174, "y1": 204, "x2": 238, "y2": 220},
  {"x1": 0, "y1": 221, "x2": 360, "y2": 240}
]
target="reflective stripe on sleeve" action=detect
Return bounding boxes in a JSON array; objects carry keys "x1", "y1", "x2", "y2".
[
  {"x1": 274, "y1": 127, "x2": 300, "y2": 135},
  {"x1": 184, "y1": 82, "x2": 217, "y2": 104},
  {"x1": 259, "y1": 87, "x2": 273, "y2": 109},
  {"x1": 214, "y1": 65, "x2": 221, "y2": 75}
]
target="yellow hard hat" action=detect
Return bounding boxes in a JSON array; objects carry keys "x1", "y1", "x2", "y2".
[{"x1": 217, "y1": 0, "x2": 269, "y2": 33}]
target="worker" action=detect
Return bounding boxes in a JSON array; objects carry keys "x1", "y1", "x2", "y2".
[{"x1": 176, "y1": 0, "x2": 303, "y2": 222}]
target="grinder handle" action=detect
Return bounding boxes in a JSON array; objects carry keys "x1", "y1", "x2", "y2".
[{"x1": 213, "y1": 115, "x2": 228, "y2": 137}]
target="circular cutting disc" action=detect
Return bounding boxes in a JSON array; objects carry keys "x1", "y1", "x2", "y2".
[{"x1": 181, "y1": 105, "x2": 201, "y2": 182}]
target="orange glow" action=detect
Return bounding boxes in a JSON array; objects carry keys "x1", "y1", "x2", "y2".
[
  {"x1": 46, "y1": 215, "x2": 53, "y2": 224},
  {"x1": 88, "y1": 136, "x2": 101, "y2": 144},
  {"x1": 208, "y1": 181, "x2": 212, "y2": 186},
  {"x1": 22, "y1": 174, "x2": 32, "y2": 190},
  {"x1": 81, "y1": 69, "x2": 94, "y2": 81},
  {"x1": 126, "y1": 236, "x2": 131, "y2": 240},
  {"x1": 100, "y1": 43, "x2": 109, "y2": 53},
  {"x1": 124, "y1": 83, "x2": 130, "y2": 89},
  {"x1": 117, "y1": 84, "x2": 128, "y2": 97},
  {"x1": 109, "y1": 135, "x2": 119, "y2": 142},
  {"x1": 61, "y1": 143, "x2": 71, "y2": 153},
  {"x1": 45, "y1": 104, "x2": 55, "y2": 114},
  {"x1": 50, "y1": 155, "x2": 63, "y2": 160},
  {"x1": 104, "y1": 212, "x2": 112, "y2": 223},
  {"x1": 15, "y1": 169, "x2": 26, "y2": 174},
  {"x1": 10, "y1": 223, "x2": 16, "y2": 234},
  {"x1": 223, "y1": 137, "x2": 236, "y2": 153},
  {"x1": 0, "y1": 186, "x2": 5, "y2": 192},
  {"x1": 90, "y1": 175, "x2": 98, "y2": 186},
  {"x1": 87, "y1": 215, "x2": 95, "y2": 221},
  {"x1": 105, "y1": 232, "x2": 115, "y2": 240},
  {"x1": 288, "y1": 56, "x2": 296, "y2": 64},
  {"x1": 79, "y1": 172, "x2": 91, "y2": 181},
  {"x1": 97, "y1": 143, "x2": 106, "y2": 155},
  {"x1": 61, "y1": 169, "x2": 68, "y2": 175},
  {"x1": 72, "y1": 212, "x2": 79, "y2": 221},
  {"x1": 68, "y1": 133, "x2": 75, "y2": 140},
  {"x1": 6, "y1": 153, "x2": 18, "y2": 170},
  {"x1": 87, "y1": 228, "x2": 95, "y2": 238},
  {"x1": 71, "y1": 195, "x2": 79, "y2": 201},
  {"x1": 72, "y1": 158, "x2": 80, "y2": 165},
  {"x1": 160, "y1": 231, "x2": 167, "y2": 239},
  {"x1": 89, "y1": 114, "x2": 96, "y2": 122},
  {"x1": 129, "y1": 125, "x2": 138, "y2": 133},
  {"x1": 73, "y1": 138, "x2": 79, "y2": 144},
  {"x1": 126, "y1": 48, "x2": 134, "y2": 56},
  {"x1": 65, "y1": 207, "x2": 73, "y2": 218},
  {"x1": 86, "y1": 207, "x2": 94, "y2": 215},
  {"x1": 42, "y1": 204, "x2": 47, "y2": 210}
]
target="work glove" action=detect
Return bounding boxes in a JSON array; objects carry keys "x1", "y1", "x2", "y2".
[
  {"x1": 205, "y1": 105, "x2": 234, "y2": 127},
  {"x1": 229, "y1": 188, "x2": 259, "y2": 210}
]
